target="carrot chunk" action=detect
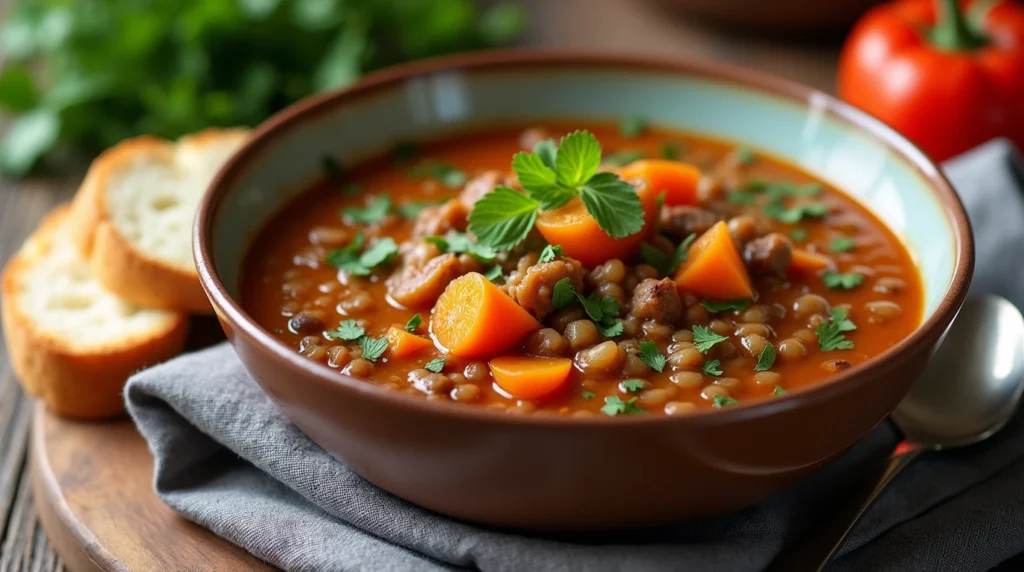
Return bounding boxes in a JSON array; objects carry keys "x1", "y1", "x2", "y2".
[
  {"x1": 620, "y1": 159, "x2": 701, "y2": 206},
  {"x1": 534, "y1": 181, "x2": 658, "y2": 267},
  {"x1": 430, "y1": 272, "x2": 541, "y2": 358},
  {"x1": 789, "y1": 249, "x2": 835, "y2": 275},
  {"x1": 489, "y1": 356, "x2": 573, "y2": 400},
  {"x1": 387, "y1": 327, "x2": 433, "y2": 358},
  {"x1": 674, "y1": 221, "x2": 754, "y2": 300}
]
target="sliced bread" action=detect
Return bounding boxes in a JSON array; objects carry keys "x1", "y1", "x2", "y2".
[
  {"x1": 67, "y1": 128, "x2": 248, "y2": 313},
  {"x1": 1, "y1": 205, "x2": 188, "y2": 419}
]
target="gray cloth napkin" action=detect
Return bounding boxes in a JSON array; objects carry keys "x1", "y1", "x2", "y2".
[{"x1": 125, "y1": 139, "x2": 1024, "y2": 572}]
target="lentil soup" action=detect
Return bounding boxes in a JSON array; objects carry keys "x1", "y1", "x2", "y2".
[{"x1": 241, "y1": 122, "x2": 923, "y2": 417}]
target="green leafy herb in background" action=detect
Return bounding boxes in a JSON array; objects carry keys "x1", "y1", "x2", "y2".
[{"x1": 0, "y1": 0, "x2": 526, "y2": 176}]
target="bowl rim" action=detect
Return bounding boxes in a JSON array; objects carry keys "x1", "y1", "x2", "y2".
[{"x1": 194, "y1": 48, "x2": 974, "y2": 428}]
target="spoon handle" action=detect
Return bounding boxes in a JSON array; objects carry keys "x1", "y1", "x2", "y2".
[{"x1": 766, "y1": 442, "x2": 925, "y2": 572}]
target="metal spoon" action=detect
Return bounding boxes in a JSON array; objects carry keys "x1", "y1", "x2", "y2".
[{"x1": 768, "y1": 294, "x2": 1024, "y2": 571}]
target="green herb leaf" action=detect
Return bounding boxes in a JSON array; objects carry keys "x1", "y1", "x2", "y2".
[
  {"x1": 553, "y1": 278, "x2": 623, "y2": 336},
  {"x1": 790, "y1": 229, "x2": 808, "y2": 241},
  {"x1": 555, "y1": 130, "x2": 601, "y2": 188},
  {"x1": 579, "y1": 172, "x2": 645, "y2": 239},
  {"x1": 604, "y1": 149, "x2": 646, "y2": 167},
  {"x1": 749, "y1": 180, "x2": 823, "y2": 200},
  {"x1": 830, "y1": 236, "x2": 856, "y2": 253},
  {"x1": 703, "y1": 359, "x2": 723, "y2": 377},
  {"x1": 538, "y1": 244, "x2": 563, "y2": 263},
  {"x1": 823, "y1": 270, "x2": 864, "y2": 290},
  {"x1": 762, "y1": 201, "x2": 829, "y2": 224},
  {"x1": 581, "y1": 391, "x2": 596, "y2": 400},
  {"x1": 713, "y1": 395, "x2": 739, "y2": 408},
  {"x1": 735, "y1": 147, "x2": 756, "y2": 165},
  {"x1": 619, "y1": 115, "x2": 648, "y2": 138},
  {"x1": 484, "y1": 265, "x2": 504, "y2": 283},
  {"x1": 621, "y1": 379, "x2": 646, "y2": 393},
  {"x1": 409, "y1": 162, "x2": 467, "y2": 188},
  {"x1": 551, "y1": 277, "x2": 577, "y2": 310},
  {"x1": 425, "y1": 231, "x2": 497, "y2": 262},
  {"x1": 693, "y1": 325, "x2": 729, "y2": 354},
  {"x1": 467, "y1": 186, "x2": 540, "y2": 250},
  {"x1": 816, "y1": 307, "x2": 857, "y2": 351},
  {"x1": 641, "y1": 233, "x2": 696, "y2": 276},
  {"x1": 343, "y1": 195, "x2": 392, "y2": 224},
  {"x1": 327, "y1": 236, "x2": 398, "y2": 276},
  {"x1": 513, "y1": 151, "x2": 568, "y2": 208},
  {"x1": 358, "y1": 336, "x2": 389, "y2": 362},
  {"x1": 754, "y1": 344, "x2": 776, "y2": 372},
  {"x1": 660, "y1": 141, "x2": 682, "y2": 161},
  {"x1": 596, "y1": 321, "x2": 624, "y2": 338},
  {"x1": 424, "y1": 356, "x2": 446, "y2": 373},
  {"x1": 773, "y1": 386, "x2": 786, "y2": 396},
  {"x1": 601, "y1": 396, "x2": 645, "y2": 416},
  {"x1": 357, "y1": 238, "x2": 399, "y2": 268},
  {"x1": 727, "y1": 191, "x2": 756, "y2": 205},
  {"x1": 327, "y1": 320, "x2": 365, "y2": 341},
  {"x1": 405, "y1": 314, "x2": 422, "y2": 333},
  {"x1": 533, "y1": 139, "x2": 558, "y2": 170},
  {"x1": 395, "y1": 199, "x2": 445, "y2": 219},
  {"x1": 700, "y1": 299, "x2": 750, "y2": 313},
  {"x1": 638, "y1": 341, "x2": 666, "y2": 373},
  {"x1": 0, "y1": 108, "x2": 59, "y2": 176}
]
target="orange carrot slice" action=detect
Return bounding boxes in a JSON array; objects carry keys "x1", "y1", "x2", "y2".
[
  {"x1": 431, "y1": 272, "x2": 541, "y2": 358},
  {"x1": 620, "y1": 159, "x2": 701, "y2": 206},
  {"x1": 489, "y1": 356, "x2": 573, "y2": 400},
  {"x1": 534, "y1": 181, "x2": 658, "y2": 267},
  {"x1": 674, "y1": 221, "x2": 754, "y2": 300},
  {"x1": 387, "y1": 327, "x2": 433, "y2": 358},
  {"x1": 789, "y1": 249, "x2": 835, "y2": 275}
]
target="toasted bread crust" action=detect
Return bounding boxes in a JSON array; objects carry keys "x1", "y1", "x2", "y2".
[
  {"x1": 67, "y1": 129, "x2": 248, "y2": 314},
  {"x1": 2, "y1": 206, "x2": 189, "y2": 419}
]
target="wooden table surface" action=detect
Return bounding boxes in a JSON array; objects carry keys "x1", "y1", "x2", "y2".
[{"x1": 0, "y1": 0, "x2": 938, "y2": 569}]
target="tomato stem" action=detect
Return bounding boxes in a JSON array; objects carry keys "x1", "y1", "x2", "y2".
[{"x1": 930, "y1": 0, "x2": 988, "y2": 51}]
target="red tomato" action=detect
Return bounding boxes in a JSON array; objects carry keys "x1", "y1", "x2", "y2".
[{"x1": 838, "y1": 0, "x2": 1024, "y2": 161}]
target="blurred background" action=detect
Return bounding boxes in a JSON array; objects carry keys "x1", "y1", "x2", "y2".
[{"x1": 0, "y1": 0, "x2": 864, "y2": 179}]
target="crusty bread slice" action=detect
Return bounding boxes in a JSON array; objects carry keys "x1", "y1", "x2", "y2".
[
  {"x1": 68, "y1": 128, "x2": 248, "y2": 313},
  {"x1": 1, "y1": 205, "x2": 188, "y2": 419}
]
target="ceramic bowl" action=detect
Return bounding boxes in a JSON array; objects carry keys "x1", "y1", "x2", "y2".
[{"x1": 194, "y1": 51, "x2": 973, "y2": 530}]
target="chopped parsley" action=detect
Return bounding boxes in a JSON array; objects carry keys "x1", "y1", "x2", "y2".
[
  {"x1": 762, "y1": 200, "x2": 829, "y2": 224},
  {"x1": 619, "y1": 115, "x2": 648, "y2": 138},
  {"x1": 405, "y1": 314, "x2": 422, "y2": 333},
  {"x1": 830, "y1": 236, "x2": 856, "y2": 253},
  {"x1": 735, "y1": 147, "x2": 756, "y2": 165},
  {"x1": 713, "y1": 394, "x2": 739, "y2": 408},
  {"x1": 327, "y1": 319, "x2": 364, "y2": 341},
  {"x1": 700, "y1": 299, "x2": 749, "y2": 313},
  {"x1": 581, "y1": 391, "x2": 596, "y2": 400},
  {"x1": 409, "y1": 162, "x2": 467, "y2": 188},
  {"x1": 326, "y1": 235, "x2": 399, "y2": 276},
  {"x1": 790, "y1": 228, "x2": 808, "y2": 242},
  {"x1": 468, "y1": 130, "x2": 645, "y2": 250},
  {"x1": 342, "y1": 195, "x2": 392, "y2": 224},
  {"x1": 726, "y1": 190, "x2": 756, "y2": 205},
  {"x1": 601, "y1": 396, "x2": 645, "y2": 416},
  {"x1": 395, "y1": 199, "x2": 446, "y2": 219},
  {"x1": 754, "y1": 344, "x2": 776, "y2": 372},
  {"x1": 660, "y1": 141, "x2": 682, "y2": 161},
  {"x1": 484, "y1": 265, "x2": 504, "y2": 283},
  {"x1": 641, "y1": 233, "x2": 696, "y2": 276},
  {"x1": 551, "y1": 278, "x2": 578, "y2": 310},
  {"x1": 773, "y1": 386, "x2": 787, "y2": 396},
  {"x1": 358, "y1": 336, "x2": 389, "y2": 362},
  {"x1": 703, "y1": 359, "x2": 723, "y2": 377},
  {"x1": 604, "y1": 149, "x2": 646, "y2": 167},
  {"x1": 538, "y1": 244, "x2": 563, "y2": 263},
  {"x1": 692, "y1": 325, "x2": 729, "y2": 354},
  {"x1": 823, "y1": 270, "x2": 864, "y2": 290},
  {"x1": 816, "y1": 307, "x2": 857, "y2": 351},
  {"x1": 550, "y1": 278, "x2": 623, "y2": 337},
  {"x1": 424, "y1": 356, "x2": 446, "y2": 373},
  {"x1": 424, "y1": 231, "x2": 498, "y2": 263},
  {"x1": 638, "y1": 341, "x2": 666, "y2": 373},
  {"x1": 621, "y1": 379, "x2": 646, "y2": 393}
]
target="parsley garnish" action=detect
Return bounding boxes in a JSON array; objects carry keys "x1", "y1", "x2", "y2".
[
  {"x1": 660, "y1": 141, "x2": 682, "y2": 161},
  {"x1": 409, "y1": 162, "x2": 467, "y2": 188},
  {"x1": 713, "y1": 394, "x2": 739, "y2": 408},
  {"x1": 693, "y1": 325, "x2": 729, "y2": 354},
  {"x1": 358, "y1": 336, "x2": 389, "y2": 362},
  {"x1": 773, "y1": 386, "x2": 786, "y2": 396},
  {"x1": 342, "y1": 195, "x2": 392, "y2": 224},
  {"x1": 735, "y1": 147, "x2": 756, "y2": 165},
  {"x1": 790, "y1": 229, "x2": 808, "y2": 242},
  {"x1": 424, "y1": 231, "x2": 497, "y2": 263},
  {"x1": 326, "y1": 235, "x2": 399, "y2": 276},
  {"x1": 727, "y1": 190, "x2": 756, "y2": 205},
  {"x1": 816, "y1": 307, "x2": 857, "y2": 351},
  {"x1": 484, "y1": 265, "x2": 504, "y2": 283},
  {"x1": 604, "y1": 149, "x2": 646, "y2": 167},
  {"x1": 754, "y1": 344, "x2": 776, "y2": 372},
  {"x1": 619, "y1": 115, "x2": 647, "y2": 138},
  {"x1": 823, "y1": 270, "x2": 864, "y2": 290},
  {"x1": 747, "y1": 180, "x2": 822, "y2": 200},
  {"x1": 538, "y1": 244, "x2": 563, "y2": 263},
  {"x1": 550, "y1": 278, "x2": 623, "y2": 337},
  {"x1": 621, "y1": 379, "x2": 646, "y2": 393},
  {"x1": 830, "y1": 236, "x2": 856, "y2": 253},
  {"x1": 424, "y1": 356, "x2": 446, "y2": 373},
  {"x1": 468, "y1": 130, "x2": 644, "y2": 250},
  {"x1": 327, "y1": 319, "x2": 364, "y2": 341},
  {"x1": 395, "y1": 199, "x2": 446, "y2": 219},
  {"x1": 703, "y1": 359, "x2": 723, "y2": 376},
  {"x1": 581, "y1": 391, "x2": 596, "y2": 400},
  {"x1": 638, "y1": 341, "x2": 666, "y2": 372},
  {"x1": 551, "y1": 278, "x2": 578, "y2": 311},
  {"x1": 601, "y1": 396, "x2": 645, "y2": 416},
  {"x1": 700, "y1": 299, "x2": 749, "y2": 313},
  {"x1": 762, "y1": 200, "x2": 828, "y2": 224},
  {"x1": 405, "y1": 314, "x2": 422, "y2": 333},
  {"x1": 641, "y1": 233, "x2": 696, "y2": 276}
]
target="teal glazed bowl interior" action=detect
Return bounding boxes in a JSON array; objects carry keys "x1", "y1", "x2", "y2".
[{"x1": 195, "y1": 51, "x2": 973, "y2": 530}]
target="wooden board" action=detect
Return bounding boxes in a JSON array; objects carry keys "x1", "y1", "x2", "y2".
[{"x1": 30, "y1": 404, "x2": 276, "y2": 572}]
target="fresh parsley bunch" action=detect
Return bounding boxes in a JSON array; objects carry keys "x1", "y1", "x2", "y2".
[
  {"x1": 0, "y1": 0, "x2": 525, "y2": 176},
  {"x1": 467, "y1": 130, "x2": 645, "y2": 250}
]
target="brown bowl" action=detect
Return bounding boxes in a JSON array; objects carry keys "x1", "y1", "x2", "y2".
[{"x1": 194, "y1": 50, "x2": 973, "y2": 530}]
